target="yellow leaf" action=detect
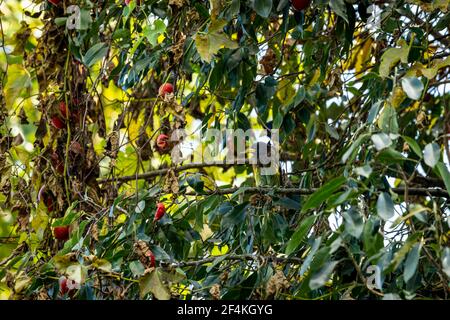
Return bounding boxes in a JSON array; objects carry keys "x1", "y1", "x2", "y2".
[
  {"x1": 211, "y1": 244, "x2": 229, "y2": 256},
  {"x1": 66, "y1": 263, "x2": 88, "y2": 285},
  {"x1": 209, "y1": 0, "x2": 222, "y2": 20},
  {"x1": 355, "y1": 38, "x2": 374, "y2": 74},
  {"x1": 14, "y1": 273, "x2": 31, "y2": 293},
  {"x1": 139, "y1": 269, "x2": 171, "y2": 300},
  {"x1": 379, "y1": 40, "x2": 409, "y2": 78},
  {"x1": 406, "y1": 56, "x2": 450, "y2": 80},
  {"x1": 308, "y1": 69, "x2": 321, "y2": 87},
  {"x1": 390, "y1": 86, "x2": 406, "y2": 108},
  {"x1": 194, "y1": 20, "x2": 238, "y2": 63},
  {"x1": 91, "y1": 258, "x2": 112, "y2": 273}
]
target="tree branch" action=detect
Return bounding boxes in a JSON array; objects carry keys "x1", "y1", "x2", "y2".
[
  {"x1": 162, "y1": 254, "x2": 303, "y2": 268},
  {"x1": 98, "y1": 152, "x2": 301, "y2": 184},
  {"x1": 183, "y1": 186, "x2": 449, "y2": 198}
]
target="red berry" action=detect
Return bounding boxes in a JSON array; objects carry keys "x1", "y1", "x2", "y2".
[
  {"x1": 291, "y1": 0, "x2": 311, "y2": 11},
  {"x1": 158, "y1": 83, "x2": 174, "y2": 98},
  {"x1": 54, "y1": 226, "x2": 70, "y2": 241},
  {"x1": 50, "y1": 116, "x2": 65, "y2": 129},
  {"x1": 48, "y1": 0, "x2": 60, "y2": 6},
  {"x1": 59, "y1": 276, "x2": 69, "y2": 295},
  {"x1": 154, "y1": 203, "x2": 166, "y2": 222},
  {"x1": 156, "y1": 134, "x2": 170, "y2": 151},
  {"x1": 59, "y1": 101, "x2": 69, "y2": 118}
]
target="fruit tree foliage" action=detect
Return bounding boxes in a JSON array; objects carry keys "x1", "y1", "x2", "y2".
[{"x1": 0, "y1": 0, "x2": 450, "y2": 300}]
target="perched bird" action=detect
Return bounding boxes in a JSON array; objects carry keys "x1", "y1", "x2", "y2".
[{"x1": 250, "y1": 141, "x2": 280, "y2": 187}]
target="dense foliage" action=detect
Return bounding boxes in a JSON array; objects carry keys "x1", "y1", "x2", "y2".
[{"x1": 1, "y1": 0, "x2": 450, "y2": 300}]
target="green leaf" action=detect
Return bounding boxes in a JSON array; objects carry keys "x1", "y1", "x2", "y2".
[
  {"x1": 377, "y1": 148, "x2": 407, "y2": 163},
  {"x1": 341, "y1": 134, "x2": 370, "y2": 163},
  {"x1": 129, "y1": 260, "x2": 145, "y2": 277},
  {"x1": 436, "y1": 162, "x2": 450, "y2": 197},
  {"x1": 367, "y1": 101, "x2": 382, "y2": 124},
  {"x1": 377, "y1": 192, "x2": 394, "y2": 221},
  {"x1": 78, "y1": 9, "x2": 92, "y2": 30},
  {"x1": 403, "y1": 243, "x2": 421, "y2": 282},
  {"x1": 371, "y1": 133, "x2": 392, "y2": 151},
  {"x1": 401, "y1": 77, "x2": 424, "y2": 100},
  {"x1": 135, "y1": 200, "x2": 146, "y2": 214},
  {"x1": 403, "y1": 136, "x2": 422, "y2": 158},
  {"x1": 355, "y1": 165, "x2": 372, "y2": 178},
  {"x1": 302, "y1": 176, "x2": 347, "y2": 212},
  {"x1": 329, "y1": 0, "x2": 348, "y2": 23},
  {"x1": 139, "y1": 269, "x2": 171, "y2": 300},
  {"x1": 299, "y1": 237, "x2": 322, "y2": 276},
  {"x1": 343, "y1": 208, "x2": 364, "y2": 238},
  {"x1": 187, "y1": 174, "x2": 204, "y2": 193},
  {"x1": 285, "y1": 215, "x2": 316, "y2": 255},
  {"x1": 388, "y1": 233, "x2": 422, "y2": 272},
  {"x1": 378, "y1": 105, "x2": 398, "y2": 134},
  {"x1": 423, "y1": 142, "x2": 440, "y2": 168},
  {"x1": 83, "y1": 43, "x2": 108, "y2": 67},
  {"x1": 253, "y1": 0, "x2": 273, "y2": 18},
  {"x1": 143, "y1": 19, "x2": 166, "y2": 46},
  {"x1": 52, "y1": 202, "x2": 81, "y2": 227},
  {"x1": 309, "y1": 261, "x2": 338, "y2": 290}
]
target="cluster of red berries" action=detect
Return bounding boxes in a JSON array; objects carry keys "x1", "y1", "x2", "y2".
[{"x1": 155, "y1": 83, "x2": 175, "y2": 153}]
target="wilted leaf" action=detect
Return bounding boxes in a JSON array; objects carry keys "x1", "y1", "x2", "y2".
[
  {"x1": 139, "y1": 269, "x2": 171, "y2": 300},
  {"x1": 194, "y1": 20, "x2": 238, "y2": 63},
  {"x1": 379, "y1": 40, "x2": 409, "y2": 78}
]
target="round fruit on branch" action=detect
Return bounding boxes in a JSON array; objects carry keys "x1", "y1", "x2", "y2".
[
  {"x1": 158, "y1": 83, "x2": 174, "y2": 98},
  {"x1": 53, "y1": 225, "x2": 70, "y2": 241},
  {"x1": 59, "y1": 276, "x2": 69, "y2": 295},
  {"x1": 154, "y1": 202, "x2": 166, "y2": 222},
  {"x1": 156, "y1": 133, "x2": 170, "y2": 152},
  {"x1": 58, "y1": 276, "x2": 79, "y2": 296},
  {"x1": 291, "y1": 0, "x2": 311, "y2": 11}
]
